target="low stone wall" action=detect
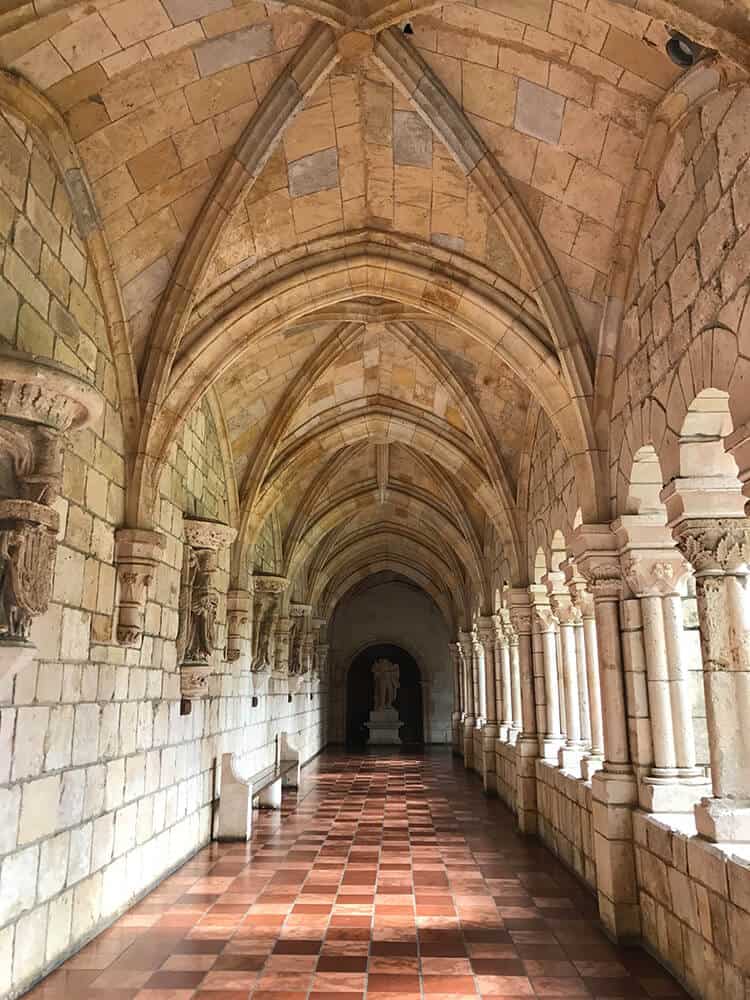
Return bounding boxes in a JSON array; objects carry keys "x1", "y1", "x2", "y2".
[
  {"x1": 535, "y1": 761, "x2": 596, "y2": 891},
  {"x1": 634, "y1": 812, "x2": 750, "y2": 1000},
  {"x1": 495, "y1": 739, "x2": 517, "y2": 811}
]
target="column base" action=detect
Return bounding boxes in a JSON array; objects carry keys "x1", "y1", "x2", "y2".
[
  {"x1": 498, "y1": 723, "x2": 511, "y2": 742},
  {"x1": 591, "y1": 768, "x2": 640, "y2": 943},
  {"x1": 581, "y1": 754, "x2": 604, "y2": 781},
  {"x1": 541, "y1": 735, "x2": 564, "y2": 761},
  {"x1": 509, "y1": 726, "x2": 521, "y2": 745},
  {"x1": 641, "y1": 777, "x2": 712, "y2": 813},
  {"x1": 451, "y1": 711, "x2": 462, "y2": 754},
  {"x1": 695, "y1": 796, "x2": 750, "y2": 842},
  {"x1": 558, "y1": 745, "x2": 584, "y2": 777}
]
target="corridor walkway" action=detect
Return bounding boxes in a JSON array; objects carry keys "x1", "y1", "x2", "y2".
[{"x1": 26, "y1": 752, "x2": 687, "y2": 1000}]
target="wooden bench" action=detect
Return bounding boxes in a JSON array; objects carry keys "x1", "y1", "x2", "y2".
[{"x1": 217, "y1": 732, "x2": 301, "y2": 841}]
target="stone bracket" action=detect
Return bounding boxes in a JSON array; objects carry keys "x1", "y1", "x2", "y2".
[{"x1": 114, "y1": 528, "x2": 166, "y2": 646}]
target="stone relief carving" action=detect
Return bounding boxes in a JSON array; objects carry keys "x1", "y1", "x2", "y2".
[
  {"x1": 0, "y1": 351, "x2": 103, "y2": 670},
  {"x1": 114, "y1": 529, "x2": 165, "y2": 646},
  {"x1": 178, "y1": 517, "x2": 236, "y2": 702}
]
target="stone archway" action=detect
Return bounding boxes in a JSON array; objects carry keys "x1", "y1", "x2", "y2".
[{"x1": 346, "y1": 643, "x2": 425, "y2": 748}]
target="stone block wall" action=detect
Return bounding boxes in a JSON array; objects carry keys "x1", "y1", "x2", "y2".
[
  {"x1": 495, "y1": 739, "x2": 517, "y2": 811},
  {"x1": 634, "y1": 812, "x2": 750, "y2": 1000},
  {"x1": 535, "y1": 761, "x2": 596, "y2": 891},
  {"x1": 0, "y1": 114, "x2": 325, "y2": 1000}
]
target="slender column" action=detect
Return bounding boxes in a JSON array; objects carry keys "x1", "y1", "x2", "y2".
[
  {"x1": 477, "y1": 616, "x2": 500, "y2": 794},
  {"x1": 459, "y1": 630, "x2": 475, "y2": 768},
  {"x1": 510, "y1": 589, "x2": 537, "y2": 834},
  {"x1": 570, "y1": 586, "x2": 604, "y2": 778},
  {"x1": 535, "y1": 606, "x2": 564, "y2": 761},
  {"x1": 618, "y1": 527, "x2": 710, "y2": 813},
  {"x1": 553, "y1": 595, "x2": 585, "y2": 776},
  {"x1": 573, "y1": 616, "x2": 591, "y2": 742},
  {"x1": 450, "y1": 641, "x2": 462, "y2": 755},
  {"x1": 662, "y1": 593, "x2": 702, "y2": 777},
  {"x1": 572, "y1": 525, "x2": 639, "y2": 942},
  {"x1": 509, "y1": 625, "x2": 523, "y2": 742},
  {"x1": 673, "y1": 517, "x2": 750, "y2": 841},
  {"x1": 472, "y1": 632, "x2": 483, "y2": 723},
  {"x1": 498, "y1": 612, "x2": 513, "y2": 740}
]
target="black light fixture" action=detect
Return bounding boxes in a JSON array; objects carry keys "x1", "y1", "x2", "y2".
[
  {"x1": 402, "y1": 21, "x2": 414, "y2": 35},
  {"x1": 666, "y1": 30, "x2": 704, "y2": 68}
]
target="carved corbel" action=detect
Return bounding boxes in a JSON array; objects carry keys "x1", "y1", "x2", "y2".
[
  {"x1": 226, "y1": 586, "x2": 252, "y2": 663},
  {"x1": 0, "y1": 351, "x2": 103, "y2": 678},
  {"x1": 114, "y1": 528, "x2": 165, "y2": 646},
  {"x1": 178, "y1": 517, "x2": 237, "y2": 705}
]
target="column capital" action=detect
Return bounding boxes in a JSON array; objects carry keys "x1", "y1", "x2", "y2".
[
  {"x1": 571, "y1": 524, "x2": 623, "y2": 600},
  {"x1": 476, "y1": 615, "x2": 501, "y2": 648},
  {"x1": 534, "y1": 605, "x2": 558, "y2": 633},
  {"x1": 673, "y1": 517, "x2": 750, "y2": 575},
  {"x1": 619, "y1": 550, "x2": 690, "y2": 597},
  {"x1": 509, "y1": 588, "x2": 533, "y2": 634}
]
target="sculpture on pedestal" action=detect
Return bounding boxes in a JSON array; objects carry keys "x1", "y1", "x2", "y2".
[
  {"x1": 366, "y1": 658, "x2": 403, "y2": 744},
  {"x1": 373, "y1": 658, "x2": 399, "y2": 709}
]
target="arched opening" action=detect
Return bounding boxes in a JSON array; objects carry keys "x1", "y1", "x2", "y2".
[{"x1": 346, "y1": 643, "x2": 424, "y2": 748}]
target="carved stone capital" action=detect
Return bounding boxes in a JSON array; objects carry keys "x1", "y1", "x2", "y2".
[
  {"x1": 226, "y1": 587, "x2": 251, "y2": 662},
  {"x1": 534, "y1": 606, "x2": 558, "y2": 633},
  {"x1": 0, "y1": 350, "x2": 103, "y2": 434},
  {"x1": 476, "y1": 615, "x2": 501, "y2": 650},
  {"x1": 183, "y1": 517, "x2": 237, "y2": 552},
  {"x1": 253, "y1": 573, "x2": 288, "y2": 595},
  {"x1": 552, "y1": 599, "x2": 581, "y2": 627},
  {"x1": 620, "y1": 550, "x2": 690, "y2": 597},
  {"x1": 114, "y1": 529, "x2": 166, "y2": 646},
  {"x1": 571, "y1": 524, "x2": 624, "y2": 600},
  {"x1": 673, "y1": 517, "x2": 750, "y2": 575}
]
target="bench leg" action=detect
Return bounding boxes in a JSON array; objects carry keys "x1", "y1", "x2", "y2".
[
  {"x1": 218, "y1": 791, "x2": 253, "y2": 841},
  {"x1": 257, "y1": 777, "x2": 282, "y2": 809}
]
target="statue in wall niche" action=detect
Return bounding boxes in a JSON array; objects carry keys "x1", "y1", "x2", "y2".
[
  {"x1": 0, "y1": 508, "x2": 58, "y2": 640},
  {"x1": 177, "y1": 546, "x2": 219, "y2": 666},
  {"x1": 372, "y1": 658, "x2": 399, "y2": 711},
  {"x1": 252, "y1": 604, "x2": 275, "y2": 672}
]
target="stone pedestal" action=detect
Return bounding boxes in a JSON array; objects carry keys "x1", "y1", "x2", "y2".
[{"x1": 366, "y1": 707, "x2": 403, "y2": 744}]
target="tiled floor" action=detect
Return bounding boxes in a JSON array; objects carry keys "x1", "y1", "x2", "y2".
[{"x1": 26, "y1": 750, "x2": 689, "y2": 1000}]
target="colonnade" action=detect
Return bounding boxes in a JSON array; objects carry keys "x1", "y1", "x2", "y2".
[{"x1": 449, "y1": 512, "x2": 750, "y2": 938}]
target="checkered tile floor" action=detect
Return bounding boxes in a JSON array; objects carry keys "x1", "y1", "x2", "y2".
[{"x1": 26, "y1": 750, "x2": 689, "y2": 999}]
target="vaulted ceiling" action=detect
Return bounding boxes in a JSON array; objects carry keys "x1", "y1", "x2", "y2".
[{"x1": 1, "y1": 0, "x2": 727, "y2": 626}]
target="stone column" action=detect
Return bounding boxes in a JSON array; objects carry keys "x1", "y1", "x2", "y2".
[
  {"x1": 459, "y1": 630, "x2": 475, "y2": 768},
  {"x1": 618, "y1": 531, "x2": 710, "y2": 813},
  {"x1": 498, "y1": 610, "x2": 514, "y2": 740},
  {"x1": 471, "y1": 632, "x2": 485, "y2": 775},
  {"x1": 535, "y1": 606, "x2": 564, "y2": 761},
  {"x1": 569, "y1": 584, "x2": 604, "y2": 779},
  {"x1": 477, "y1": 616, "x2": 500, "y2": 794},
  {"x1": 508, "y1": 624, "x2": 523, "y2": 743},
  {"x1": 450, "y1": 641, "x2": 463, "y2": 754},
  {"x1": 572, "y1": 524, "x2": 639, "y2": 942},
  {"x1": 673, "y1": 517, "x2": 750, "y2": 841},
  {"x1": 550, "y1": 587, "x2": 585, "y2": 777},
  {"x1": 510, "y1": 589, "x2": 537, "y2": 834}
]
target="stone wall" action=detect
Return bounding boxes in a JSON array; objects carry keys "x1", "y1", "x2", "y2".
[
  {"x1": 535, "y1": 761, "x2": 596, "y2": 892},
  {"x1": 328, "y1": 577, "x2": 452, "y2": 745},
  {"x1": 634, "y1": 811, "x2": 750, "y2": 1000},
  {"x1": 0, "y1": 115, "x2": 325, "y2": 1000}
]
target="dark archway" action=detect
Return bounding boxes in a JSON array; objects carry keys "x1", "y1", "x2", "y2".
[{"x1": 346, "y1": 643, "x2": 424, "y2": 748}]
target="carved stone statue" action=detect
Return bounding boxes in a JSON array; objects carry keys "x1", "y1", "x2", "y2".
[
  {"x1": 0, "y1": 351, "x2": 102, "y2": 666},
  {"x1": 372, "y1": 658, "x2": 399, "y2": 710},
  {"x1": 178, "y1": 518, "x2": 236, "y2": 702}
]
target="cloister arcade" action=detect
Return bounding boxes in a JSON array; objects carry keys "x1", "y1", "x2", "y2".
[{"x1": 2, "y1": 1, "x2": 750, "y2": 998}]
